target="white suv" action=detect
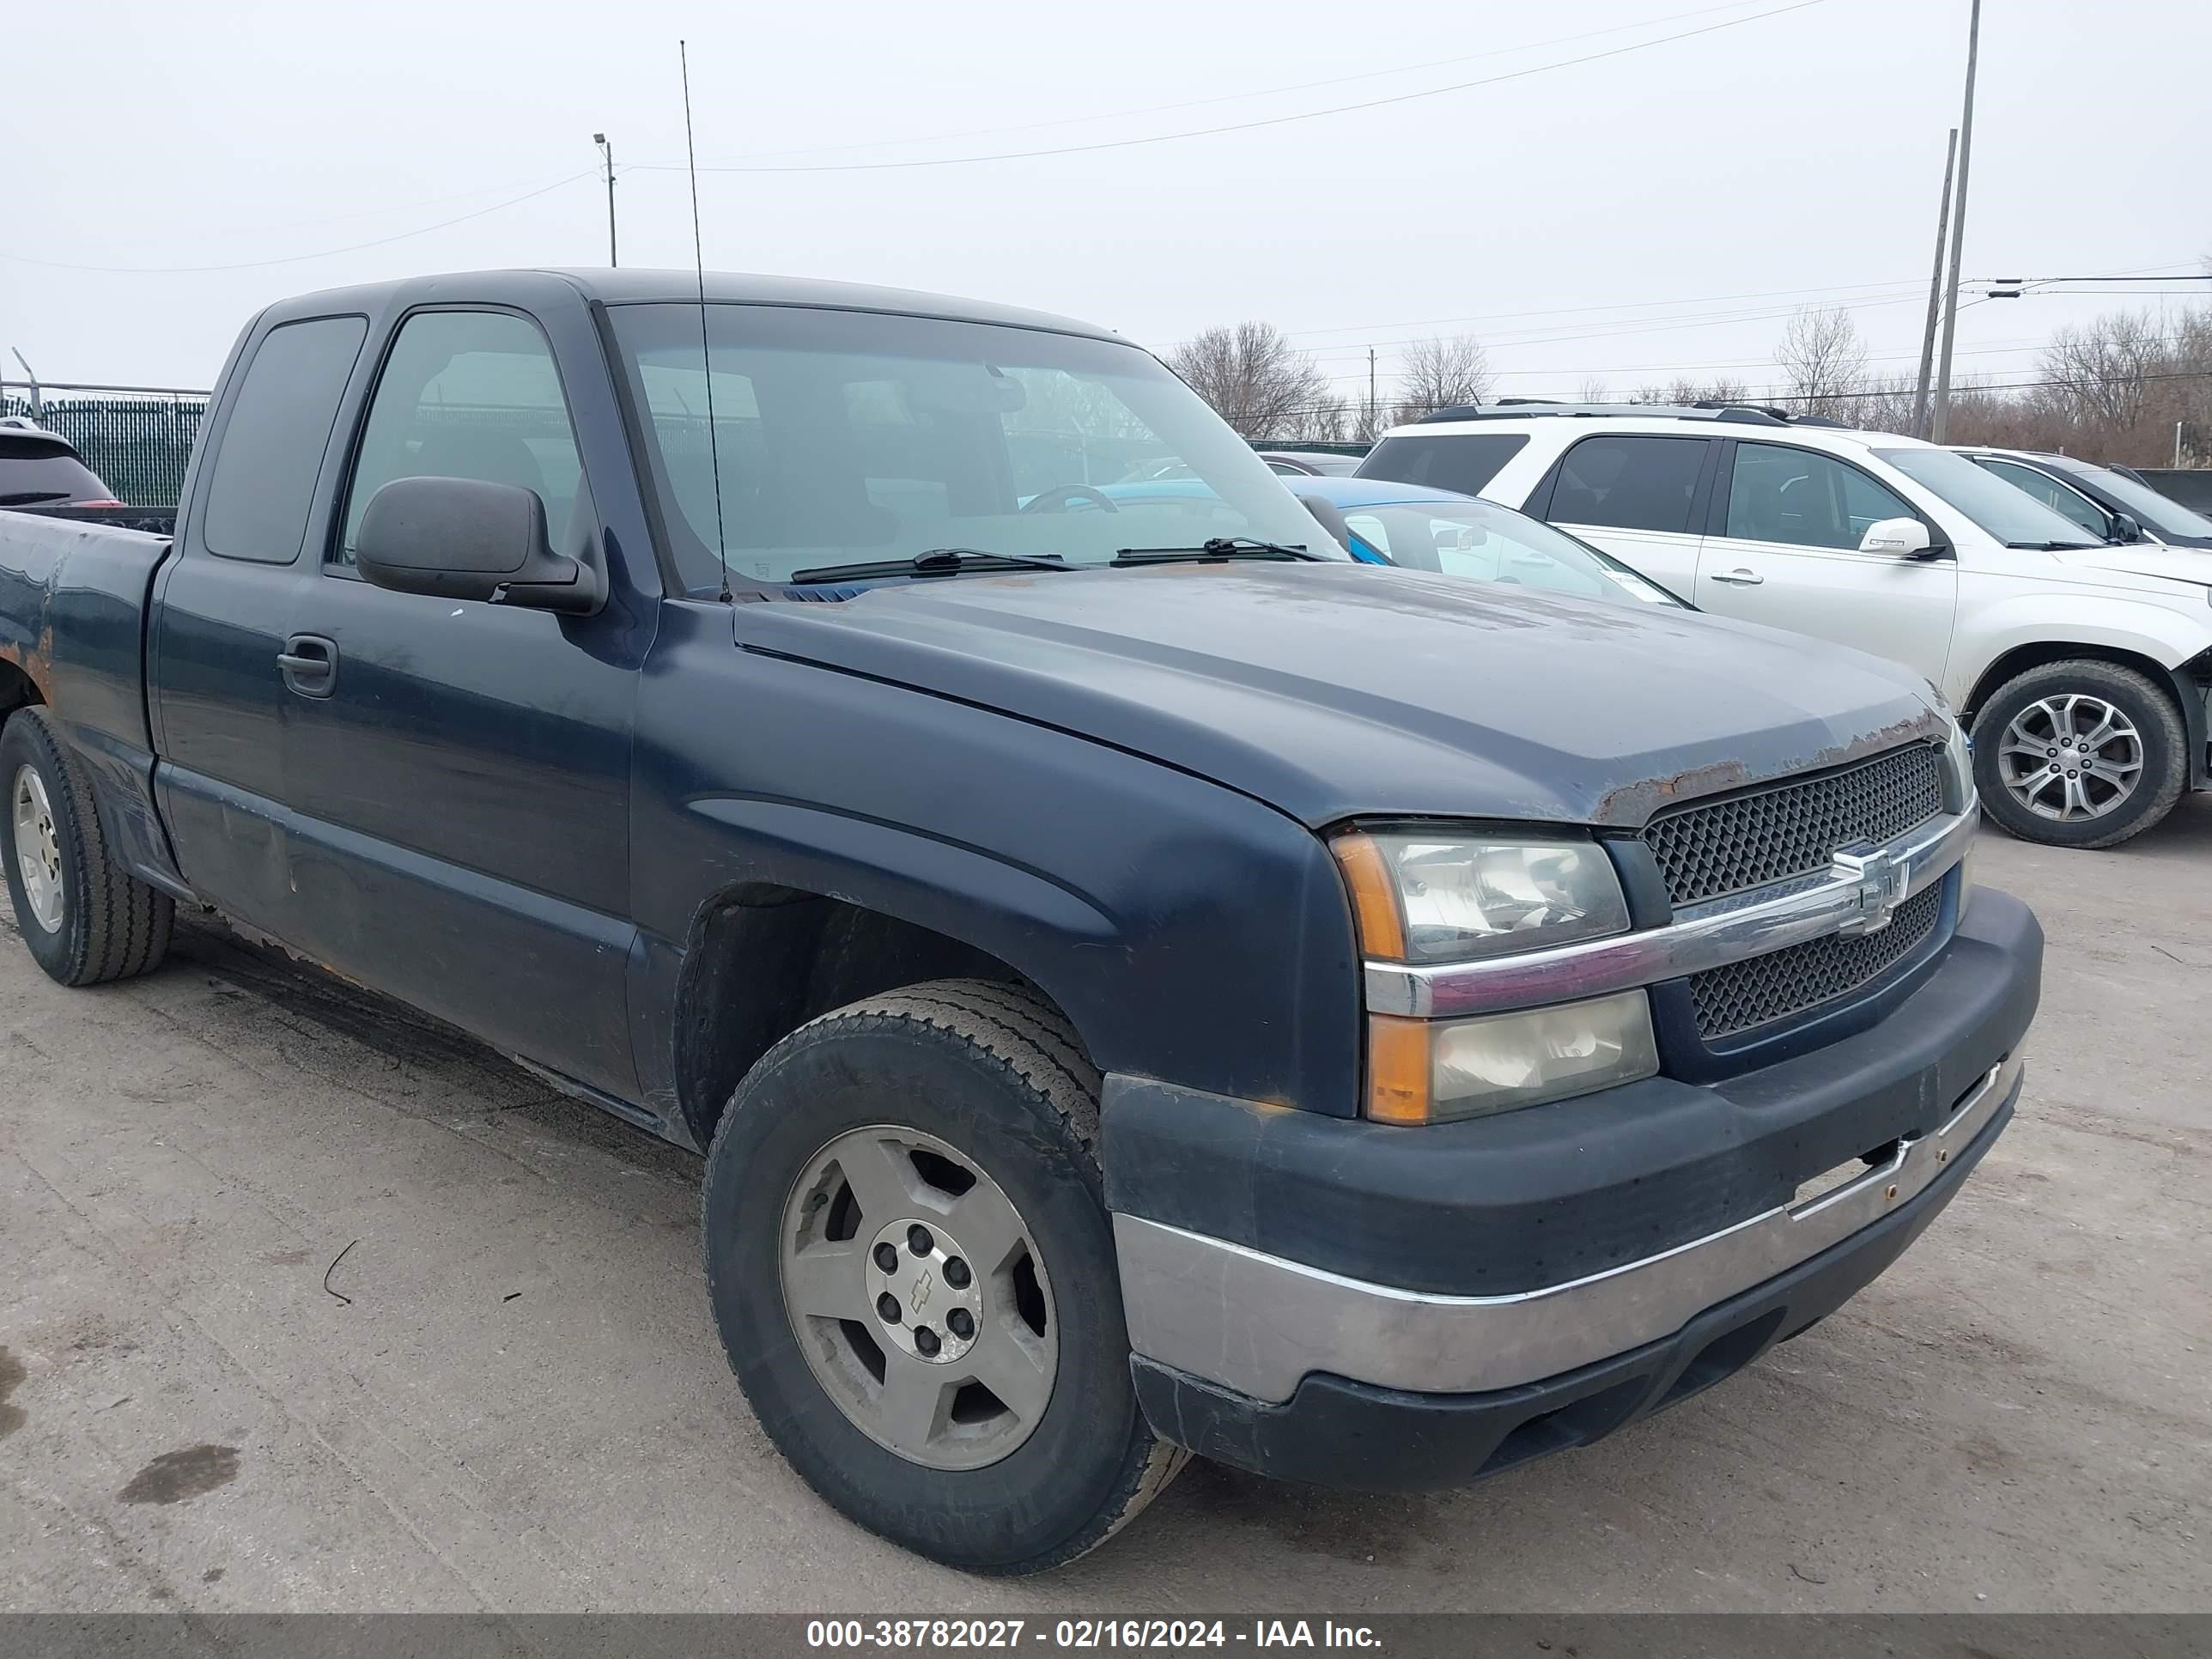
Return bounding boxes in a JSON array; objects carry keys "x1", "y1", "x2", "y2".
[{"x1": 1359, "y1": 404, "x2": 2212, "y2": 848}]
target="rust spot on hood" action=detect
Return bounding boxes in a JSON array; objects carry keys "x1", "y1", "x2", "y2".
[{"x1": 1594, "y1": 708, "x2": 1948, "y2": 827}]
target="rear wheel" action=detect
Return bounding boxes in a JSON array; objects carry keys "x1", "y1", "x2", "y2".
[
  {"x1": 1, "y1": 708, "x2": 173, "y2": 984},
  {"x1": 701, "y1": 979, "x2": 1186, "y2": 1573},
  {"x1": 1971, "y1": 660, "x2": 2186, "y2": 849}
]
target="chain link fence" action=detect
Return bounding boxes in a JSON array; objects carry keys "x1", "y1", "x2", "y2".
[{"x1": 3, "y1": 390, "x2": 210, "y2": 505}]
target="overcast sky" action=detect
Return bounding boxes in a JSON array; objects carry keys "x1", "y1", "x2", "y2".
[{"x1": 7, "y1": 0, "x2": 2208, "y2": 405}]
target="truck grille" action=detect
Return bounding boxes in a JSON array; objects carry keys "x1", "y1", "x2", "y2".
[
  {"x1": 1688, "y1": 883, "x2": 1943, "y2": 1040},
  {"x1": 1641, "y1": 744, "x2": 1945, "y2": 909}
]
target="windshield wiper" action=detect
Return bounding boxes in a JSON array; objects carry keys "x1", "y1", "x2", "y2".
[
  {"x1": 2005, "y1": 540, "x2": 2100, "y2": 551},
  {"x1": 1110, "y1": 536, "x2": 1323, "y2": 566},
  {"x1": 0, "y1": 490, "x2": 74, "y2": 506},
  {"x1": 787, "y1": 547, "x2": 1075, "y2": 584}
]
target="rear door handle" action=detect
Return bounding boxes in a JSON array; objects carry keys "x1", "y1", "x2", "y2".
[
  {"x1": 278, "y1": 635, "x2": 338, "y2": 697},
  {"x1": 1709, "y1": 568, "x2": 1765, "y2": 586}
]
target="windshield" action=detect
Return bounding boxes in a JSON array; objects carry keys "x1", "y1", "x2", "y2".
[
  {"x1": 1874, "y1": 447, "x2": 2103, "y2": 547},
  {"x1": 607, "y1": 303, "x2": 1345, "y2": 588},
  {"x1": 2062, "y1": 461, "x2": 2212, "y2": 540},
  {"x1": 1340, "y1": 495, "x2": 1686, "y2": 606}
]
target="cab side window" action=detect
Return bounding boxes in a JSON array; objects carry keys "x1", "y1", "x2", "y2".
[
  {"x1": 1725, "y1": 443, "x2": 1913, "y2": 550},
  {"x1": 337, "y1": 310, "x2": 583, "y2": 567},
  {"x1": 200, "y1": 316, "x2": 368, "y2": 563},
  {"x1": 1549, "y1": 436, "x2": 1709, "y2": 534}
]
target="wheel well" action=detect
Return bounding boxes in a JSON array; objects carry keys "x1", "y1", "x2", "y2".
[
  {"x1": 1961, "y1": 641, "x2": 2185, "y2": 724},
  {"x1": 0, "y1": 660, "x2": 40, "y2": 719},
  {"x1": 672, "y1": 884, "x2": 1046, "y2": 1151}
]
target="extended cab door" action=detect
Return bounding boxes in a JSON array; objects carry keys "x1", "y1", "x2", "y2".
[
  {"x1": 276, "y1": 303, "x2": 652, "y2": 1098},
  {"x1": 1525, "y1": 433, "x2": 1714, "y2": 599},
  {"x1": 1693, "y1": 440, "x2": 1959, "y2": 686},
  {"x1": 149, "y1": 313, "x2": 371, "y2": 939}
]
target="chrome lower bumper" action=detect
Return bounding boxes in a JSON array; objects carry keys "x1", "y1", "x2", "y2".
[{"x1": 1115, "y1": 1054, "x2": 2022, "y2": 1405}]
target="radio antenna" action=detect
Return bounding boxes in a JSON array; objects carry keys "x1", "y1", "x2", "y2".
[{"x1": 679, "y1": 40, "x2": 732, "y2": 605}]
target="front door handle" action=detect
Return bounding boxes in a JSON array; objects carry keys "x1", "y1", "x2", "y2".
[
  {"x1": 278, "y1": 635, "x2": 338, "y2": 697},
  {"x1": 1709, "y1": 568, "x2": 1765, "y2": 586}
]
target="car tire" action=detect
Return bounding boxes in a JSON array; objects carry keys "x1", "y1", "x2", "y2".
[
  {"x1": 1970, "y1": 659, "x2": 2187, "y2": 849},
  {"x1": 701, "y1": 977, "x2": 1187, "y2": 1574},
  {"x1": 2, "y1": 708, "x2": 174, "y2": 985}
]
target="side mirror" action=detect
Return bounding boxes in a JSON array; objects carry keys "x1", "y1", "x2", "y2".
[
  {"x1": 2110, "y1": 510, "x2": 2143, "y2": 544},
  {"x1": 356, "y1": 476, "x2": 603, "y2": 616},
  {"x1": 1859, "y1": 516, "x2": 1939, "y2": 559},
  {"x1": 1297, "y1": 492, "x2": 1364, "y2": 558}
]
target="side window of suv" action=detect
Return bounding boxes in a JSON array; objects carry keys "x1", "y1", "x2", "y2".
[
  {"x1": 1974, "y1": 459, "x2": 2109, "y2": 539},
  {"x1": 337, "y1": 309, "x2": 584, "y2": 568},
  {"x1": 1724, "y1": 442, "x2": 1914, "y2": 550},
  {"x1": 1548, "y1": 436, "x2": 1709, "y2": 534}
]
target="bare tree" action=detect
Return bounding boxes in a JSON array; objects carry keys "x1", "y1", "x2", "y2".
[
  {"x1": 1391, "y1": 334, "x2": 1493, "y2": 422},
  {"x1": 1167, "y1": 322, "x2": 1330, "y2": 440},
  {"x1": 1777, "y1": 306, "x2": 1869, "y2": 417},
  {"x1": 1632, "y1": 375, "x2": 1750, "y2": 407},
  {"x1": 1576, "y1": 375, "x2": 1612, "y2": 404},
  {"x1": 1351, "y1": 390, "x2": 1391, "y2": 444},
  {"x1": 2039, "y1": 310, "x2": 2169, "y2": 433}
]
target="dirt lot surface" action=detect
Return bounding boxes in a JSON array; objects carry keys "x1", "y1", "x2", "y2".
[{"x1": 3, "y1": 809, "x2": 2207, "y2": 1613}]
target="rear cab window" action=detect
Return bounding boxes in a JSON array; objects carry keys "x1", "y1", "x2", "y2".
[
  {"x1": 1357, "y1": 434, "x2": 1528, "y2": 497},
  {"x1": 198, "y1": 316, "x2": 369, "y2": 562}
]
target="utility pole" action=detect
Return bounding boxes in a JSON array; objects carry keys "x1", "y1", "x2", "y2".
[
  {"x1": 9, "y1": 349, "x2": 40, "y2": 416},
  {"x1": 1911, "y1": 127, "x2": 1959, "y2": 440},
  {"x1": 593, "y1": 133, "x2": 618, "y2": 267},
  {"x1": 1929, "y1": 0, "x2": 1981, "y2": 444},
  {"x1": 1367, "y1": 346, "x2": 1377, "y2": 437}
]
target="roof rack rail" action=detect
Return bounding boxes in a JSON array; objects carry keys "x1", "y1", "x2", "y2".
[{"x1": 1413, "y1": 401, "x2": 1856, "y2": 429}]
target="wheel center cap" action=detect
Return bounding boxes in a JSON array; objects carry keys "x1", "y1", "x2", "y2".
[{"x1": 867, "y1": 1218, "x2": 983, "y2": 1364}]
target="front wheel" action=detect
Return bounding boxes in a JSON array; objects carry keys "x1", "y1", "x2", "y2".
[
  {"x1": 1970, "y1": 660, "x2": 2187, "y2": 849},
  {"x1": 701, "y1": 979, "x2": 1186, "y2": 1573}
]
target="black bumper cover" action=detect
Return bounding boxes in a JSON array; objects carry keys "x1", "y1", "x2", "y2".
[{"x1": 1132, "y1": 1064, "x2": 2016, "y2": 1490}]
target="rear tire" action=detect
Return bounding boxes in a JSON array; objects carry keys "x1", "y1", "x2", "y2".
[
  {"x1": 2, "y1": 708, "x2": 174, "y2": 985},
  {"x1": 701, "y1": 978, "x2": 1186, "y2": 1574},
  {"x1": 1970, "y1": 659, "x2": 2186, "y2": 849}
]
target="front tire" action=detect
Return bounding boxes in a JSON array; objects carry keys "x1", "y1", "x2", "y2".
[
  {"x1": 701, "y1": 979, "x2": 1185, "y2": 1574},
  {"x1": 2, "y1": 708, "x2": 173, "y2": 985},
  {"x1": 1970, "y1": 659, "x2": 2187, "y2": 849}
]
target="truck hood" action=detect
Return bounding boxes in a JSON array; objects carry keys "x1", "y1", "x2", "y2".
[{"x1": 733, "y1": 563, "x2": 1945, "y2": 830}]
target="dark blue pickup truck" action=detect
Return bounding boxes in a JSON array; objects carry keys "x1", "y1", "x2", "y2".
[{"x1": 0, "y1": 269, "x2": 2040, "y2": 1574}]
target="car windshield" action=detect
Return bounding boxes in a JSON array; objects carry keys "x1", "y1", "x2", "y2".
[
  {"x1": 1340, "y1": 496, "x2": 1686, "y2": 606},
  {"x1": 1875, "y1": 447, "x2": 2103, "y2": 547},
  {"x1": 2059, "y1": 461, "x2": 2212, "y2": 540},
  {"x1": 607, "y1": 303, "x2": 1346, "y2": 588}
]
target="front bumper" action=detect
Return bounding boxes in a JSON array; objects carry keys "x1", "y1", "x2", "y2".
[{"x1": 1102, "y1": 886, "x2": 2041, "y2": 1485}]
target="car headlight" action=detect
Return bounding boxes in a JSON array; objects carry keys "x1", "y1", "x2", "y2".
[
  {"x1": 1334, "y1": 829, "x2": 1651, "y2": 1123},
  {"x1": 1331, "y1": 831, "x2": 1631, "y2": 963},
  {"x1": 1368, "y1": 992, "x2": 1659, "y2": 1124}
]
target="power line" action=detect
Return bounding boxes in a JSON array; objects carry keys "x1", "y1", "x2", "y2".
[
  {"x1": 0, "y1": 173, "x2": 596, "y2": 274},
  {"x1": 696, "y1": 0, "x2": 1784, "y2": 165},
  {"x1": 633, "y1": 1, "x2": 1825, "y2": 175}
]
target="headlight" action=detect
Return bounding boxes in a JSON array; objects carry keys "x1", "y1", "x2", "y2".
[
  {"x1": 1368, "y1": 992, "x2": 1659, "y2": 1124},
  {"x1": 1332, "y1": 831, "x2": 1631, "y2": 963}
]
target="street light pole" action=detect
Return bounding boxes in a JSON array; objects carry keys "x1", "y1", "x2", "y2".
[
  {"x1": 593, "y1": 133, "x2": 618, "y2": 267},
  {"x1": 1929, "y1": 0, "x2": 1981, "y2": 445}
]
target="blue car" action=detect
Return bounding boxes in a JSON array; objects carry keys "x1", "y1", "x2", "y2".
[{"x1": 1283, "y1": 476, "x2": 1688, "y2": 606}]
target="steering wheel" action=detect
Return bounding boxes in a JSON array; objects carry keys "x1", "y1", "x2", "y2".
[{"x1": 1020, "y1": 483, "x2": 1119, "y2": 514}]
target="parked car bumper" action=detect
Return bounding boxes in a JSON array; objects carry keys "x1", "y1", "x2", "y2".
[{"x1": 1101, "y1": 885, "x2": 2040, "y2": 1489}]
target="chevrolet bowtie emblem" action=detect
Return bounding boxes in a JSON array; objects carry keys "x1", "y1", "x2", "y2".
[
  {"x1": 1832, "y1": 847, "x2": 1911, "y2": 935},
  {"x1": 909, "y1": 1267, "x2": 934, "y2": 1313}
]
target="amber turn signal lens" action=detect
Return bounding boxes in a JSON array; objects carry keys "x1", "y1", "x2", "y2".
[
  {"x1": 1331, "y1": 831, "x2": 1408, "y2": 961},
  {"x1": 1365, "y1": 1014, "x2": 1433, "y2": 1125}
]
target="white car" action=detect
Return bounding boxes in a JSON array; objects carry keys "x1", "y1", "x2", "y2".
[{"x1": 1359, "y1": 404, "x2": 2212, "y2": 848}]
